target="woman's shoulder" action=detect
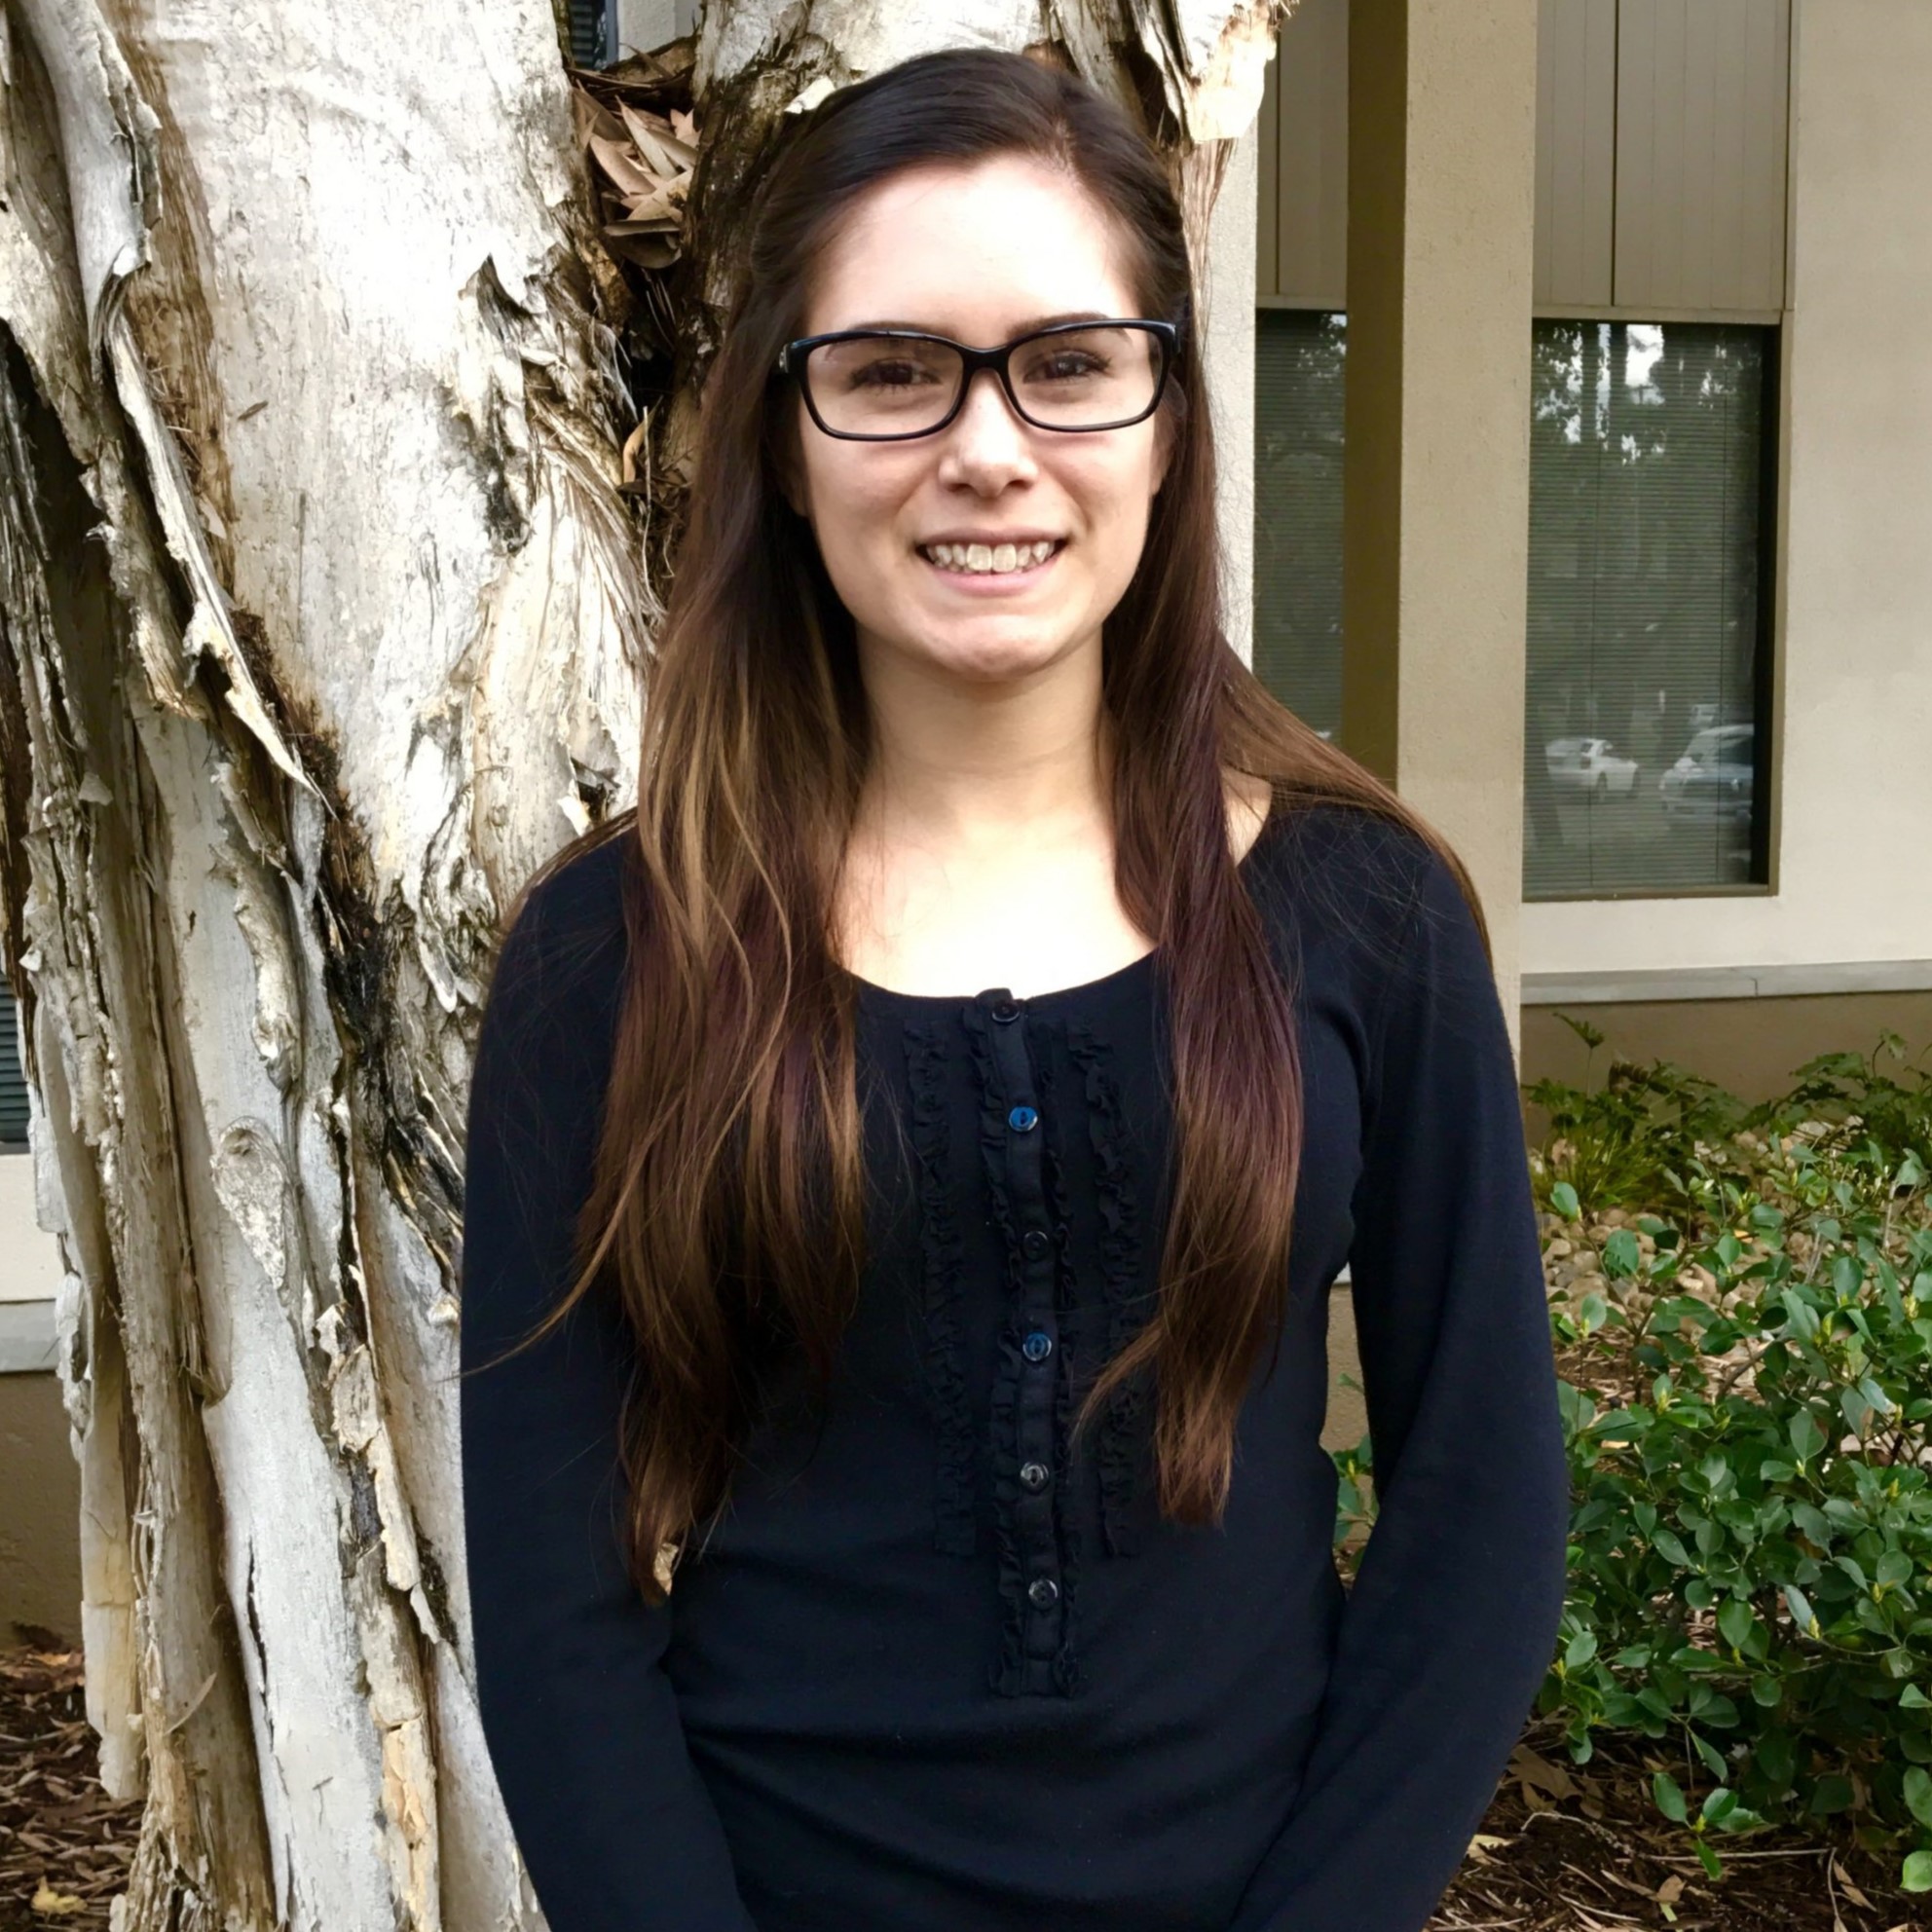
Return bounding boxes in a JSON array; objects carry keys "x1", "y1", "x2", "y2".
[
  {"x1": 1246, "y1": 794, "x2": 1442, "y2": 938},
  {"x1": 480, "y1": 825, "x2": 635, "y2": 1048}
]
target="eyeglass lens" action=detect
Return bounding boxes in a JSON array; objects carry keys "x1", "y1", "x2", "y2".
[{"x1": 802, "y1": 326, "x2": 1162, "y2": 436}]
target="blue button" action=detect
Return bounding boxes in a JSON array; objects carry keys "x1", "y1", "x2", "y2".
[
  {"x1": 1028, "y1": 1577, "x2": 1059, "y2": 1609},
  {"x1": 1022, "y1": 1330, "x2": 1054, "y2": 1363},
  {"x1": 1007, "y1": 1104, "x2": 1038, "y2": 1133}
]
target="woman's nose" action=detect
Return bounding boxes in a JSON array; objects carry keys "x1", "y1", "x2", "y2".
[{"x1": 940, "y1": 367, "x2": 1037, "y2": 481}]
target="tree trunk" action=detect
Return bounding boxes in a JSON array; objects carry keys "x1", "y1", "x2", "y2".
[{"x1": 0, "y1": 1, "x2": 1281, "y2": 1924}]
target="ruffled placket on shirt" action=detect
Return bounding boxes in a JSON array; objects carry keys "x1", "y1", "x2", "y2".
[{"x1": 964, "y1": 990, "x2": 1082, "y2": 1698}]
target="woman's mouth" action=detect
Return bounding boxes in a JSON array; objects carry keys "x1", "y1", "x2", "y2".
[{"x1": 916, "y1": 538, "x2": 1065, "y2": 584}]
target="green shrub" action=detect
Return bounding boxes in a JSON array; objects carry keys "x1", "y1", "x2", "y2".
[{"x1": 1335, "y1": 1027, "x2": 1932, "y2": 1891}]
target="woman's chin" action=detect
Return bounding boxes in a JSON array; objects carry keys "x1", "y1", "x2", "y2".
[{"x1": 864, "y1": 617, "x2": 1097, "y2": 687}]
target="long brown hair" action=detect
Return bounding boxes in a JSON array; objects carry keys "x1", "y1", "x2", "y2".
[{"x1": 507, "y1": 47, "x2": 1491, "y2": 1601}]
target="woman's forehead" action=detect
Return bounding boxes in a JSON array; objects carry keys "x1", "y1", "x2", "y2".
[{"x1": 801, "y1": 156, "x2": 1138, "y2": 337}]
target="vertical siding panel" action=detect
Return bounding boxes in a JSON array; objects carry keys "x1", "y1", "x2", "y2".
[
  {"x1": 1536, "y1": 0, "x2": 1616, "y2": 308},
  {"x1": 1615, "y1": 0, "x2": 1656, "y2": 303},
  {"x1": 1257, "y1": 49, "x2": 1282, "y2": 300},
  {"x1": 1616, "y1": 0, "x2": 1790, "y2": 311},
  {"x1": 1741, "y1": 0, "x2": 1791, "y2": 309},
  {"x1": 1272, "y1": 0, "x2": 1348, "y2": 308}
]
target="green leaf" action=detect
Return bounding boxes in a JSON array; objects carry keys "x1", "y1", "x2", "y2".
[
  {"x1": 1906, "y1": 1766, "x2": 1932, "y2": 1830},
  {"x1": 1691, "y1": 1730, "x2": 1728, "y2": 1780},
  {"x1": 1783, "y1": 1584, "x2": 1819, "y2": 1636},
  {"x1": 1551, "y1": 1180, "x2": 1581, "y2": 1221},
  {"x1": 1789, "y1": 1411, "x2": 1826, "y2": 1463},
  {"x1": 1701, "y1": 1787, "x2": 1737, "y2": 1825},
  {"x1": 1808, "y1": 1774, "x2": 1855, "y2": 1816},
  {"x1": 1694, "y1": 1838, "x2": 1724, "y2": 1881},
  {"x1": 1564, "y1": 1629, "x2": 1599, "y2": 1670},
  {"x1": 1902, "y1": 1684, "x2": 1932, "y2": 1709},
  {"x1": 1603, "y1": 1228, "x2": 1643, "y2": 1278},
  {"x1": 1717, "y1": 1599, "x2": 1755, "y2": 1652},
  {"x1": 1877, "y1": 1549, "x2": 1914, "y2": 1589},
  {"x1": 1903, "y1": 1850, "x2": 1932, "y2": 1893},
  {"x1": 1653, "y1": 1770, "x2": 1689, "y2": 1823},
  {"x1": 1653, "y1": 1528, "x2": 1694, "y2": 1569}
]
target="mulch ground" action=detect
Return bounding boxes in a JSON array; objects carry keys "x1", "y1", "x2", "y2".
[
  {"x1": 1430, "y1": 1727, "x2": 1922, "y2": 1931},
  {"x1": 0, "y1": 1640, "x2": 134, "y2": 1931},
  {"x1": 0, "y1": 1641, "x2": 1920, "y2": 1929}
]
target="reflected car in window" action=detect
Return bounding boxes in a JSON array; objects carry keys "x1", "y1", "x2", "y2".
[
  {"x1": 1542, "y1": 737, "x2": 1641, "y2": 795},
  {"x1": 1659, "y1": 724, "x2": 1755, "y2": 824}
]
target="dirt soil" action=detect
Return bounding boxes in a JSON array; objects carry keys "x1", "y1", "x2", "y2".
[{"x1": 0, "y1": 1643, "x2": 1921, "y2": 1929}]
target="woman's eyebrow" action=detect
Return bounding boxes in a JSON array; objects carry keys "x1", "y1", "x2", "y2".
[{"x1": 836, "y1": 310, "x2": 1118, "y2": 335}]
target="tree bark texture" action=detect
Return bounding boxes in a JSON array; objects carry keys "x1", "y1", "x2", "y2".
[{"x1": 0, "y1": 1, "x2": 1282, "y2": 1925}]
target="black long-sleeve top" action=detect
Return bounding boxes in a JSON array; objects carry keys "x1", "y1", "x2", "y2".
[{"x1": 459, "y1": 799, "x2": 1571, "y2": 1932}]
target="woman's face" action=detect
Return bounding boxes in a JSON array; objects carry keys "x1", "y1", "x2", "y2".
[{"x1": 785, "y1": 153, "x2": 1171, "y2": 688}]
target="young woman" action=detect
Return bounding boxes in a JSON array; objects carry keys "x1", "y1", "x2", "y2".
[{"x1": 460, "y1": 47, "x2": 1569, "y2": 1932}]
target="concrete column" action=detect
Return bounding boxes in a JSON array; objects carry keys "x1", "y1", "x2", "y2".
[
  {"x1": 1341, "y1": 0, "x2": 1540, "y2": 1037},
  {"x1": 1204, "y1": 128, "x2": 1260, "y2": 666},
  {"x1": 615, "y1": 0, "x2": 682, "y2": 57}
]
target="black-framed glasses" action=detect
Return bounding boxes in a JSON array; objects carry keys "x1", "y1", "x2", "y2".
[{"x1": 777, "y1": 318, "x2": 1179, "y2": 440}]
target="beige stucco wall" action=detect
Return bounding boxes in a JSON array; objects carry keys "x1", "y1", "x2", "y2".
[
  {"x1": 1521, "y1": 0, "x2": 1932, "y2": 980},
  {"x1": 0, "y1": 1152, "x2": 63, "y2": 1306}
]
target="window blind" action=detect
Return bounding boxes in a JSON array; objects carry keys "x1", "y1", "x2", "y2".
[
  {"x1": 1525, "y1": 320, "x2": 1770, "y2": 898},
  {"x1": 0, "y1": 980, "x2": 28, "y2": 1148},
  {"x1": 1251, "y1": 310, "x2": 1346, "y2": 741},
  {"x1": 568, "y1": 0, "x2": 613, "y2": 66}
]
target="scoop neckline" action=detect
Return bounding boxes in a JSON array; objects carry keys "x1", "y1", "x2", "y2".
[{"x1": 839, "y1": 805, "x2": 1279, "y2": 1009}]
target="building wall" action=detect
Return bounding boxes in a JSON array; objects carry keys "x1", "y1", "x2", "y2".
[
  {"x1": 0, "y1": 1152, "x2": 78, "y2": 1643},
  {"x1": 1521, "y1": 0, "x2": 1932, "y2": 981}
]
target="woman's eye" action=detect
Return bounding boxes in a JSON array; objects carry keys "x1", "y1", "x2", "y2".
[
  {"x1": 1026, "y1": 353, "x2": 1108, "y2": 384},
  {"x1": 847, "y1": 359, "x2": 937, "y2": 390}
]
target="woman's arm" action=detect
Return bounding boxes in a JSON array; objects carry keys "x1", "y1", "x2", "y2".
[
  {"x1": 1230, "y1": 836, "x2": 1571, "y2": 1932},
  {"x1": 460, "y1": 849, "x2": 759, "y2": 1931}
]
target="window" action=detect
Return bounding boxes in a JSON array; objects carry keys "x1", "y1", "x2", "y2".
[
  {"x1": 568, "y1": 0, "x2": 616, "y2": 66},
  {"x1": 1251, "y1": 310, "x2": 1346, "y2": 741},
  {"x1": 1524, "y1": 320, "x2": 1774, "y2": 898},
  {"x1": 0, "y1": 980, "x2": 27, "y2": 1149}
]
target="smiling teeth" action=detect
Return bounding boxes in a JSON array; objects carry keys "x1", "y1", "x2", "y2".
[{"x1": 923, "y1": 539, "x2": 1057, "y2": 574}]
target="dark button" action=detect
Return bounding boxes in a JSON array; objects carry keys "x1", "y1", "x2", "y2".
[
  {"x1": 1022, "y1": 1329, "x2": 1054, "y2": 1363},
  {"x1": 1007, "y1": 1104, "x2": 1038, "y2": 1133},
  {"x1": 1027, "y1": 1577, "x2": 1060, "y2": 1609},
  {"x1": 1022, "y1": 1228, "x2": 1049, "y2": 1258},
  {"x1": 1020, "y1": 1461, "x2": 1050, "y2": 1492},
  {"x1": 990, "y1": 997, "x2": 1021, "y2": 1023}
]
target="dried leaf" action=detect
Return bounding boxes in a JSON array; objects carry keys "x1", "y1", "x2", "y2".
[
  {"x1": 618, "y1": 187, "x2": 680, "y2": 225},
  {"x1": 618, "y1": 102, "x2": 695, "y2": 174},
  {"x1": 670, "y1": 108, "x2": 697, "y2": 146},
  {"x1": 31, "y1": 1883, "x2": 86, "y2": 1916},
  {"x1": 588, "y1": 133, "x2": 660, "y2": 199},
  {"x1": 603, "y1": 231, "x2": 680, "y2": 271},
  {"x1": 1510, "y1": 1742, "x2": 1580, "y2": 1802},
  {"x1": 1832, "y1": 1857, "x2": 1875, "y2": 1910}
]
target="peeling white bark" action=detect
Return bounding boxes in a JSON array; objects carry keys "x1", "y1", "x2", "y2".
[{"x1": 0, "y1": 1, "x2": 1282, "y2": 1925}]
